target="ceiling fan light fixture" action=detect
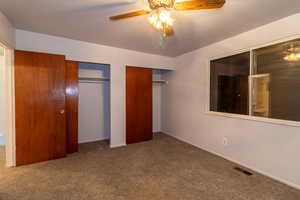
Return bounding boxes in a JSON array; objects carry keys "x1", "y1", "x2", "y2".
[
  {"x1": 148, "y1": 8, "x2": 174, "y2": 37},
  {"x1": 109, "y1": 0, "x2": 226, "y2": 37},
  {"x1": 159, "y1": 10, "x2": 171, "y2": 23}
]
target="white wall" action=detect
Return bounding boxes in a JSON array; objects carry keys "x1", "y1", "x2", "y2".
[
  {"x1": 78, "y1": 63, "x2": 110, "y2": 143},
  {"x1": 0, "y1": 11, "x2": 15, "y2": 48},
  {"x1": 162, "y1": 12, "x2": 300, "y2": 189},
  {"x1": 79, "y1": 82, "x2": 110, "y2": 143},
  {"x1": 0, "y1": 10, "x2": 14, "y2": 145},
  {"x1": 16, "y1": 29, "x2": 175, "y2": 148},
  {"x1": 0, "y1": 46, "x2": 5, "y2": 145}
]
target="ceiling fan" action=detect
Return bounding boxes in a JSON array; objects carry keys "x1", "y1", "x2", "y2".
[{"x1": 109, "y1": 0, "x2": 225, "y2": 37}]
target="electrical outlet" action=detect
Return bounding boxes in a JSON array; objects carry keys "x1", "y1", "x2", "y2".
[{"x1": 222, "y1": 137, "x2": 228, "y2": 146}]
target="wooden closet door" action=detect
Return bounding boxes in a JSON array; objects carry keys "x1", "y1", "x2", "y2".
[
  {"x1": 65, "y1": 61, "x2": 79, "y2": 153},
  {"x1": 15, "y1": 50, "x2": 67, "y2": 166},
  {"x1": 126, "y1": 66, "x2": 153, "y2": 144}
]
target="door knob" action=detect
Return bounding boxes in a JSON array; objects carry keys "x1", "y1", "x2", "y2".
[{"x1": 60, "y1": 109, "x2": 65, "y2": 114}]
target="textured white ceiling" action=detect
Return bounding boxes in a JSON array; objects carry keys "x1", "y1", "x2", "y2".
[{"x1": 1, "y1": 0, "x2": 300, "y2": 57}]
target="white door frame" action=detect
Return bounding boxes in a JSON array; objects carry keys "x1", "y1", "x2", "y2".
[{"x1": 2, "y1": 43, "x2": 16, "y2": 167}]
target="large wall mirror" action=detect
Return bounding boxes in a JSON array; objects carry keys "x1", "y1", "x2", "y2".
[{"x1": 210, "y1": 38, "x2": 300, "y2": 123}]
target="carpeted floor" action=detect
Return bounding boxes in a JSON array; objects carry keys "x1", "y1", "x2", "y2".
[
  {"x1": 0, "y1": 133, "x2": 300, "y2": 200},
  {"x1": 0, "y1": 146, "x2": 5, "y2": 164}
]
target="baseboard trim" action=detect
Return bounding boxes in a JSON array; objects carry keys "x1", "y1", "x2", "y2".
[{"x1": 163, "y1": 131, "x2": 300, "y2": 191}]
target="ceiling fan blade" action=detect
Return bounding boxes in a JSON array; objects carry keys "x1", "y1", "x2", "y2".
[
  {"x1": 174, "y1": 0, "x2": 225, "y2": 11},
  {"x1": 109, "y1": 10, "x2": 150, "y2": 20}
]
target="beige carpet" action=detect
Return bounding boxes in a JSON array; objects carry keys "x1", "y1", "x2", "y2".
[{"x1": 0, "y1": 133, "x2": 300, "y2": 200}]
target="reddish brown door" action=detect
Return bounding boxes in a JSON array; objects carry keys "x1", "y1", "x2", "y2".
[
  {"x1": 65, "y1": 60, "x2": 79, "y2": 153},
  {"x1": 126, "y1": 66, "x2": 153, "y2": 144},
  {"x1": 15, "y1": 50, "x2": 67, "y2": 166}
]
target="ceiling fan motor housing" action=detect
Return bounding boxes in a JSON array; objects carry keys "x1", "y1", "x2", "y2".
[{"x1": 148, "y1": 0, "x2": 175, "y2": 9}]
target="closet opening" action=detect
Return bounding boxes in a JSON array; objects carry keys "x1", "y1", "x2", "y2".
[
  {"x1": 152, "y1": 69, "x2": 169, "y2": 134},
  {"x1": 78, "y1": 62, "x2": 111, "y2": 150}
]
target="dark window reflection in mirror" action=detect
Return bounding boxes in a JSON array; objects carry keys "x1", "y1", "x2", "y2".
[
  {"x1": 252, "y1": 39, "x2": 300, "y2": 121},
  {"x1": 210, "y1": 52, "x2": 250, "y2": 115}
]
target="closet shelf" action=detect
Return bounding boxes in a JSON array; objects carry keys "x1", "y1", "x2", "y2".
[
  {"x1": 153, "y1": 80, "x2": 168, "y2": 84},
  {"x1": 79, "y1": 77, "x2": 110, "y2": 83},
  {"x1": 79, "y1": 77, "x2": 167, "y2": 84}
]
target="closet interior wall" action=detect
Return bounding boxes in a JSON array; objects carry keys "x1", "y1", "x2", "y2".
[{"x1": 78, "y1": 62, "x2": 111, "y2": 144}]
